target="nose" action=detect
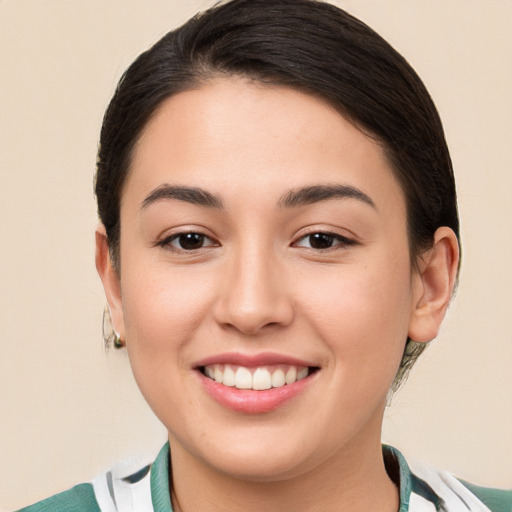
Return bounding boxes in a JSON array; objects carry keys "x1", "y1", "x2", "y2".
[{"x1": 213, "y1": 246, "x2": 294, "y2": 335}]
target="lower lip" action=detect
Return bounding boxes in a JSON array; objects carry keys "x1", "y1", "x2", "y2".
[{"x1": 199, "y1": 371, "x2": 316, "y2": 414}]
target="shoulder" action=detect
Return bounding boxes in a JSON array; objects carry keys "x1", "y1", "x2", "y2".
[
  {"x1": 14, "y1": 444, "x2": 171, "y2": 512},
  {"x1": 408, "y1": 457, "x2": 512, "y2": 512},
  {"x1": 458, "y1": 480, "x2": 512, "y2": 512},
  {"x1": 384, "y1": 445, "x2": 511, "y2": 512},
  {"x1": 15, "y1": 483, "x2": 100, "y2": 512}
]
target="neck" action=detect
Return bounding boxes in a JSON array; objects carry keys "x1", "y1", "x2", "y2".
[{"x1": 168, "y1": 411, "x2": 399, "y2": 512}]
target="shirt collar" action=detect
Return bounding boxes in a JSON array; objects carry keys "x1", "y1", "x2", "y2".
[
  {"x1": 383, "y1": 444, "x2": 414, "y2": 511},
  {"x1": 150, "y1": 443, "x2": 414, "y2": 512},
  {"x1": 150, "y1": 442, "x2": 173, "y2": 511}
]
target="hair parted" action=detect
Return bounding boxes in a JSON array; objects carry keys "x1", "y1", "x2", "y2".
[{"x1": 95, "y1": 0, "x2": 460, "y2": 389}]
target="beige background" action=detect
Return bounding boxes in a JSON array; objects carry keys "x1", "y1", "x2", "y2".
[{"x1": 1, "y1": 0, "x2": 511, "y2": 509}]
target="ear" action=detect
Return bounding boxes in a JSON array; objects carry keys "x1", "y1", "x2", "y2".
[
  {"x1": 95, "y1": 224, "x2": 125, "y2": 342},
  {"x1": 408, "y1": 227, "x2": 460, "y2": 343}
]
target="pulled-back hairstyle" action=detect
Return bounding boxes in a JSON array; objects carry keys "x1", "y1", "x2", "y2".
[{"x1": 95, "y1": 0, "x2": 460, "y2": 390}]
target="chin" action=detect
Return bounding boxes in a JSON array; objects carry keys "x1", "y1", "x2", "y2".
[
  {"x1": 208, "y1": 449, "x2": 313, "y2": 483},
  {"x1": 177, "y1": 424, "x2": 329, "y2": 483}
]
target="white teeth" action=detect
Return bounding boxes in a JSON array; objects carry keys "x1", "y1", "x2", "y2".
[
  {"x1": 214, "y1": 365, "x2": 223, "y2": 383},
  {"x1": 222, "y1": 365, "x2": 235, "y2": 387},
  {"x1": 203, "y1": 364, "x2": 312, "y2": 390},
  {"x1": 271, "y1": 368, "x2": 285, "y2": 388},
  {"x1": 234, "y1": 367, "x2": 253, "y2": 389},
  {"x1": 285, "y1": 367, "x2": 297, "y2": 385},
  {"x1": 297, "y1": 367, "x2": 308, "y2": 381},
  {"x1": 252, "y1": 368, "x2": 272, "y2": 390}
]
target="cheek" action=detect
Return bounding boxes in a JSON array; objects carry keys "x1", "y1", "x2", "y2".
[
  {"x1": 120, "y1": 261, "x2": 217, "y2": 360},
  {"x1": 296, "y1": 258, "x2": 412, "y2": 375},
  {"x1": 119, "y1": 263, "x2": 220, "y2": 422}
]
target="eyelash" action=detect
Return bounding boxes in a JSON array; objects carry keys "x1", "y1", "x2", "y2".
[
  {"x1": 156, "y1": 231, "x2": 219, "y2": 252},
  {"x1": 292, "y1": 232, "x2": 357, "y2": 251},
  {"x1": 157, "y1": 230, "x2": 357, "y2": 253}
]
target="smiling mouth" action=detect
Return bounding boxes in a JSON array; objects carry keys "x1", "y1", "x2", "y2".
[{"x1": 199, "y1": 364, "x2": 319, "y2": 391}]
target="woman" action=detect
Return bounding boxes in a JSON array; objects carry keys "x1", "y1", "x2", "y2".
[{"x1": 17, "y1": 0, "x2": 511, "y2": 510}]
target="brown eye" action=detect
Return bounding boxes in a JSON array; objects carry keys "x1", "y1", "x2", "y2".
[
  {"x1": 176, "y1": 233, "x2": 206, "y2": 250},
  {"x1": 308, "y1": 233, "x2": 335, "y2": 249},
  {"x1": 158, "y1": 231, "x2": 218, "y2": 252},
  {"x1": 294, "y1": 232, "x2": 356, "y2": 250}
]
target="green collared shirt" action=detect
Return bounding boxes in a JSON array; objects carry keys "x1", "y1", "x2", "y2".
[{"x1": 17, "y1": 443, "x2": 512, "y2": 511}]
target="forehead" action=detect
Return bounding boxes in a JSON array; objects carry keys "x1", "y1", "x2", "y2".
[{"x1": 125, "y1": 78, "x2": 405, "y2": 213}]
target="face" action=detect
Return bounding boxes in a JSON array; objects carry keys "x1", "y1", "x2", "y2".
[{"x1": 102, "y1": 78, "x2": 427, "y2": 481}]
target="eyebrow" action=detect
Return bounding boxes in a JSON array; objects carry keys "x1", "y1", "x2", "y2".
[
  {"x1": 278, "y1": 184, "x2": 376, "y2": 209},
  {"x1": 141, "y1": 184, "x2": 223, "y2": 209},
  {"x1": 141, "y1": 183, "x2": 375, "y2": 211}
]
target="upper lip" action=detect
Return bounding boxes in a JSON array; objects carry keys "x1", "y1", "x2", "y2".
[{"x1": 193, "y1": 351, "x2": 318, "y2": 368}]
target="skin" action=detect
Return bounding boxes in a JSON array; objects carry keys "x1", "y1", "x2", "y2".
[{"x1": 96, "y1": 78, "x2": 459, "y2": 512}]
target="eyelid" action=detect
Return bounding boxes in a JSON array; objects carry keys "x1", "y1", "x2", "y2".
[
  {"x1": 291, "y1": 228, "x2": 358, "y2": 250},
  {"x1": 155, "y1": 227, "x2": 220, "y2": 252}
]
